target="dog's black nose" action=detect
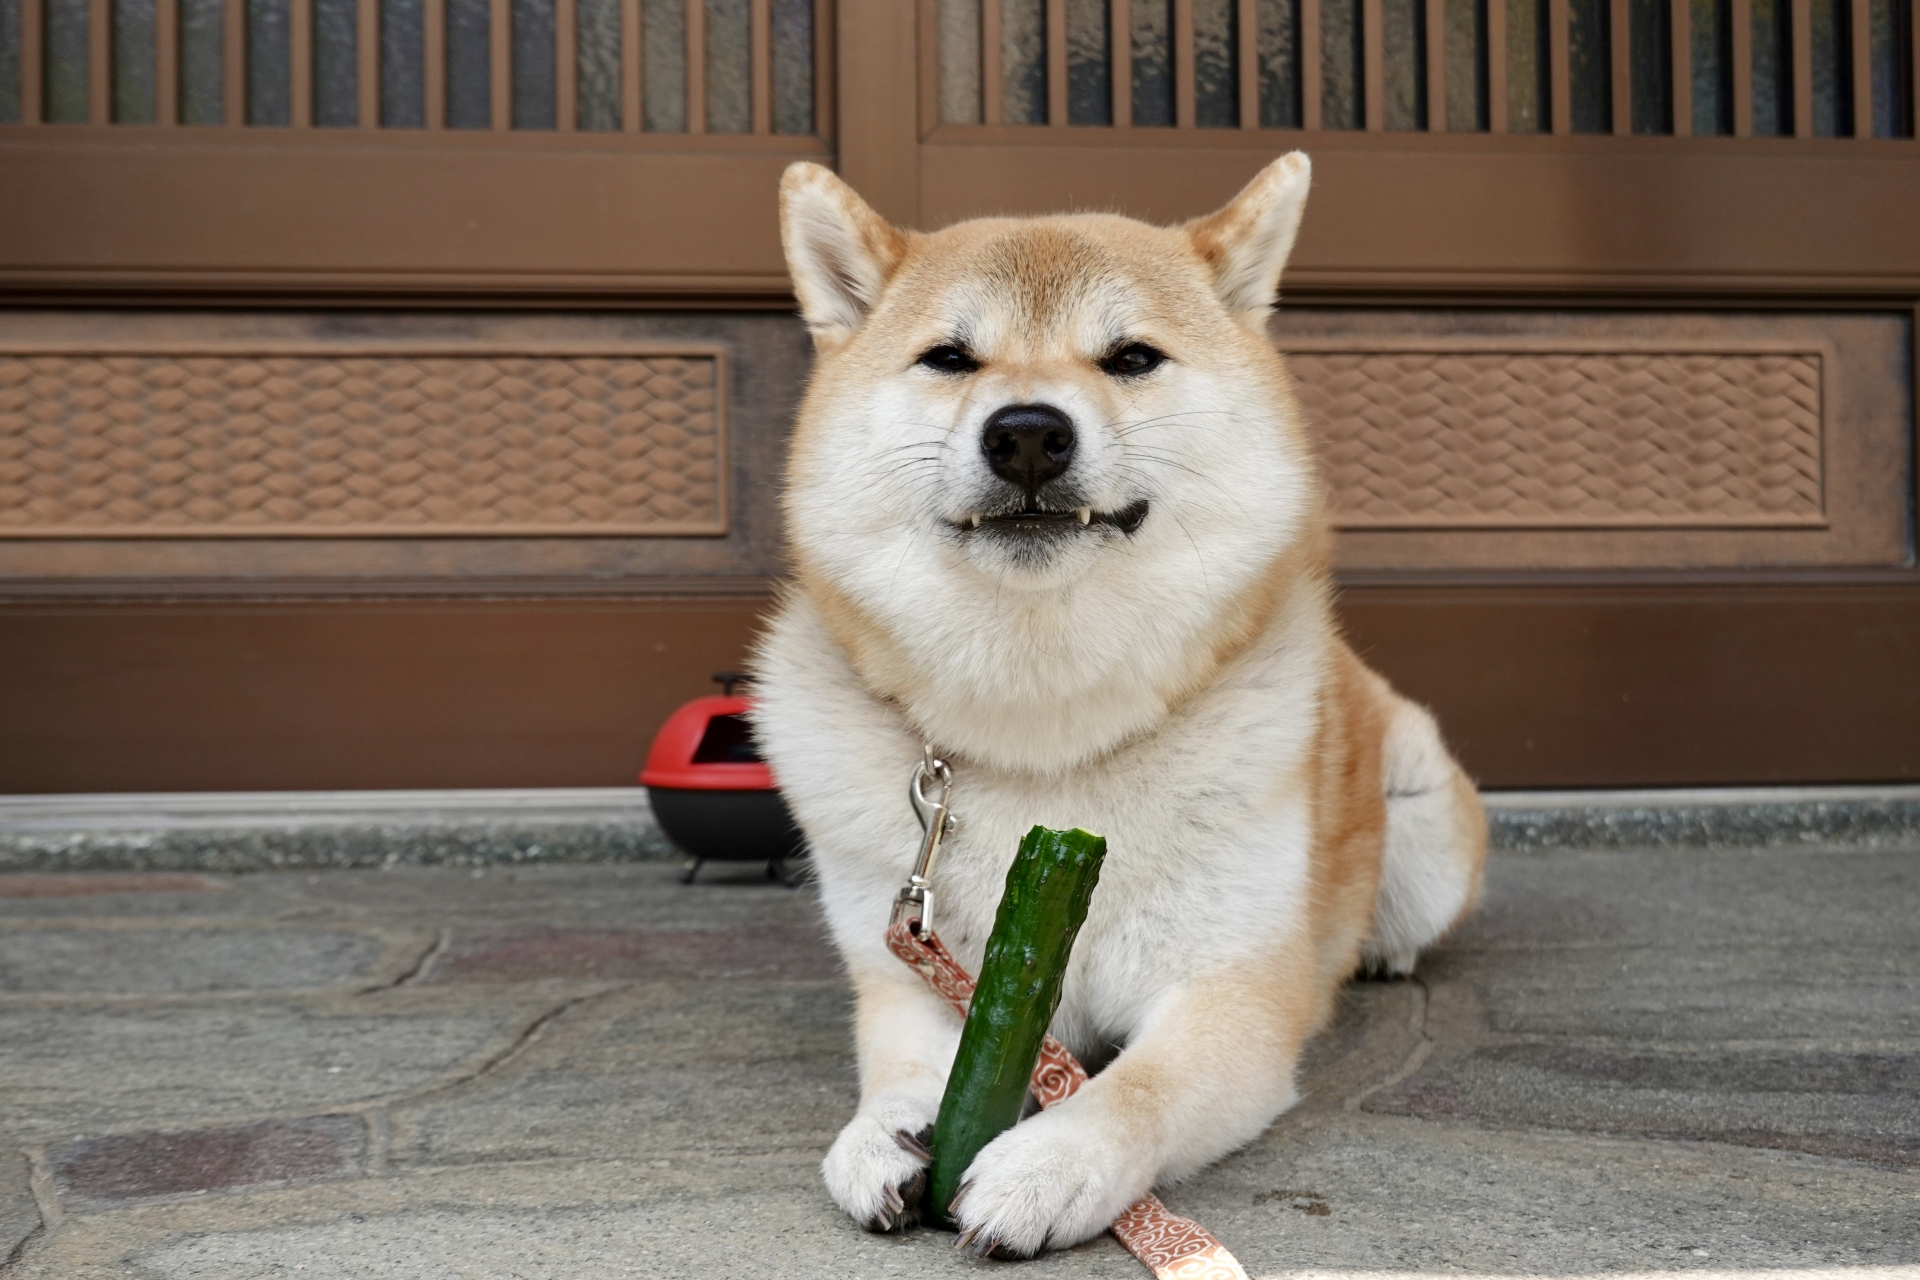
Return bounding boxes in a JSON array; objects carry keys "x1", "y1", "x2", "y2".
[{"x1": 981, "y1": 404, "x2": 1076, "y2": 492}]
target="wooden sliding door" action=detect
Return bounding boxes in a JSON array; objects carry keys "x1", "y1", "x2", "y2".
[{"x1": 0, "y1": 0, "x2": 1915, "y2": 790}]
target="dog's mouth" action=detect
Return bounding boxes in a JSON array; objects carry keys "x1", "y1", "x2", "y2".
[{"x1": 952, "y1": 499, "x2": 1150, "y2": 538}]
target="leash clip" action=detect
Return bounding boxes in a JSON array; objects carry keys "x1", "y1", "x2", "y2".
[{"x1": 894, "y1": 743, "x2": 955, "y2": 937}]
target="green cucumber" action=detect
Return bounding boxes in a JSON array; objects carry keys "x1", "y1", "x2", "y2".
[{"x1": 928, "y1": 824, "x2": 1107, "y2": 1228}]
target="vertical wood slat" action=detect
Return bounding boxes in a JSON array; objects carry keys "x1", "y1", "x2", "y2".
[
  {"x1": 424, "y1": 0, "x2": 445, "y2": 125},
  {"x1": 1847, "y1": 0, "x2": 1868, "y2": 133},
  {"x1": 1237, "y1": 0, "x2": 1258, "y2": 126},
  {"x1": 489, "y1": 0, "x2": 509, "y2": 126},
  {"x1": 1670, "y1": 0, "x2": 1690, "y2": 134},
  {"x1": 915, "y1": 0, "x2": 936, "y2": 132},
  {"x1": 19, "y1": 0, "x2": 42, "y2": 121},
  {"x1": 684, "y1": 0, "x2": 704, "y2": 131},
  {"x1": 1110, "y1": 0, "x2": 1129, "y2": 124},
  {"x1": 1487, "y1": 0, "x2": 1508, "y2": 130},
  {"x1": 157, "y1": 0, "x2": 180, "y2": 122},
  {"x1": 1789, "y1": 0, "x2": 1809, "y2": 134},
  {"x1": 749, "y1": 0, "x2": 769, "y2": 131},
  {"x1": 1608, "y1": 0, "x2": 1628, "y2": 130},
  {"x1": 224, "y1": 0, "x2": 246, "y2": 121},
  {"x1": 1911, "y1": 0, "x2": 1919, "y2": 139},
  {"x1": 1424, "y1": 0, "x2": 1444, "y2": 127},
  {"x1": 291, "y1": 0, "x2": 312, "y2": 124},
  {"x1": 1361, "y1": 0, "x2": 1383, "y2": 127},
  {"x1": 557, "y1": 0, "x2": 577, "y2": 128},
  {"x1": 981, "y1": 0, "x2": 1001, "y2": 123},
  {"x1": 1173, "y1": 0, "x2": 1194, "y2": 126},
  {"x1": 1730, "y1": 0, "x2": 1750, "y2": 133},
  {"x1": 1547, "y1": 0, "x2": 1569, "y2": 130},
  {"x1": 812, "y1": 0, "x2": 832, "y2": 138},
  {"x1": 87, "y1": 0, "x2": 109, "y2": 121},
  {"x1": 1046, "y1": 0, "x2": 1066, "y2": 122},
  {"x1": 357, "y1": 0, "x2": 379, "y2": 124},
  {"x1": 1302, "y1": 0, "x2": 1323, "y2": 125},
  {"x1": 619, "y1": 0, "x2": 640, "y2": 128},
  {"x1": 835, "y1": 0, "x2": 917, "y2": 222}
]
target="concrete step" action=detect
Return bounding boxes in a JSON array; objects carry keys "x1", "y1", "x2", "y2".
[{"x1": 3, "y1": 784, "x2": 1918, "y2": 873}]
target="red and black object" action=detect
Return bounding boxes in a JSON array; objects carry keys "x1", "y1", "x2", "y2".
[{"x1": 640, "y1": 674, "x2": 807, "y2": 885}]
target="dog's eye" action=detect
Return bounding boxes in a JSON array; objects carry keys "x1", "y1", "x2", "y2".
[
  {"x1": 1100, "y1": 343, "x2": 1166, "y2": 377},
  {"x1": 917, "y1": 344, "x2": 981, "y2": 375}
]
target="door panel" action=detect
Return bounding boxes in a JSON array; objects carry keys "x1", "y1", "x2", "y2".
[
  {"x1": 0, "y1": 309, "x2": 808, "y2": 588},
  {"x1": 1274, "y1": 308, "x2": 1912, "y2": 571}
]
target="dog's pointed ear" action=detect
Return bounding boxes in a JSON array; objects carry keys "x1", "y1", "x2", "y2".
[
  {"x1": 1184, "y1": 151, "x2": 1312, "y2": 332},
  {"x1": 780, "y1": 162, "x2": 910, "y2": 349}
]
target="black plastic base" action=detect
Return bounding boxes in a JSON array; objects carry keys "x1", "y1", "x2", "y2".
[{"x1": 646, "y1": 786, "x2": 807, "y2": 885}]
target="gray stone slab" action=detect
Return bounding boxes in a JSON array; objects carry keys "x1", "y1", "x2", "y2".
[
  {"x1": 424, "y1": 920, "x2": 839, "y2": 986},
  {"x1": 122, "y1": 1199, "x2": 1141, "y2": 1280},
  {"x1": 0, "y1": 873, "x2": 229, "y2": 901},
  {"x1": 388, "y1": 981, "x2": 857, "y2": 1168},
  {"x1": 16, "y1": 1122, "x2": 1920, "y2": 1279},
  {"x1": 1422, "y1": 942, "x2": 1920, "y2": 1041},
  {"x1": 1192, "y1": 1114, "x2": 1920, "y2": 1271},
  {"x1": 0, "y1": 1148, "x2": 39, "y2": 1265},
  {"x1": 265, "y1": 861, "x2": 815, "y2": 930},
  {"x1": 0, "y1": 879, "x2": 293, "y2": 922},
  {"x1": 50, "y1": 1115, "x2": 367, "y2": 1207},
  {"x1": 1352, "y1": 843, "x2": 1920, "y2": 1175},
  {"x1": 0, "y1": 927, "x2": 383, "y2": 995},
  {"x1": 1365, "y1": 1043, "x2": 1920, "y2": 1168},
  {"x1": 1456, "y1": 846, "x2": 1920, "y2": 950},
  {"x1": 0, "y1": 994, "x2": 540, "y2": 1144}
]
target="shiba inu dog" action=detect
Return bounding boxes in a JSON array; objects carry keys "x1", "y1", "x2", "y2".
[{"x1": 750, "y1": 152, "x2": 1488, "y2": 1257}]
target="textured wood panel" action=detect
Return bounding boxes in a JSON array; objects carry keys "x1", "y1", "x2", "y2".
[
  {"x1": 1291, "y1": 346, "x2": 1826, "y2": 529},
  {"x1": 1268, "y1": 310, "x2": 1906, "y2": 573},
  {"x1": 0, "y1": 346, "x2": 728, "y2": 537}
]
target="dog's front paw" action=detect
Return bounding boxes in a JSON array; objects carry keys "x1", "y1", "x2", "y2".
[
  {"x1": 950, "y1": 1102, "x2": 1152, "y2": 1258},
  {"x1": 822, "y1": 1102, "x2": 936, "y2": 1233}
]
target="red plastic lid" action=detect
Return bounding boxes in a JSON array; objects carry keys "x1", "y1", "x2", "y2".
[{"x1": 639, "y1": 695, "x2": 777, "y2": 791}]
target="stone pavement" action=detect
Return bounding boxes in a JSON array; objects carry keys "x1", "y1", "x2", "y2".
[{"x1": 1, "y1": 845, "x2": 1915, "y2": 1279}]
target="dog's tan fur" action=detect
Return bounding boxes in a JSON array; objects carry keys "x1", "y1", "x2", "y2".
[{"x1": 751, "y1": 153, "x2": 1487, "y2": 1255}]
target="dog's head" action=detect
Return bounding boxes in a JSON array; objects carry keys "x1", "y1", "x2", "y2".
[{"x1": 778, "y1": 155, "x2": 1326, "y2": 773}]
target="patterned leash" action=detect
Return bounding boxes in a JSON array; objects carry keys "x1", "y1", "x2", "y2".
[{"x1": 886, "y1": 747, "x2": 1248, "y2": 1280}]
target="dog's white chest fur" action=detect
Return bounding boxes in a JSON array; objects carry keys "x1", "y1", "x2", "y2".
[{"x1": 754, "y1": 591, "x2": 1328, "y2": 1058}]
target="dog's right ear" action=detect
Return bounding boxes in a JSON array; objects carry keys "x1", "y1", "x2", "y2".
[{"x1": 780, "y1": 162, "x2": 909, "y2": 351}]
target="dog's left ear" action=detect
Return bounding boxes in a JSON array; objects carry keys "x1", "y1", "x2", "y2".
[
  {"x1": 780, "y1": 162, "x2": 911, "y2": 351},
  {"x1": 1185, "y1": 152, "x2": 1312, "y2": 333}
]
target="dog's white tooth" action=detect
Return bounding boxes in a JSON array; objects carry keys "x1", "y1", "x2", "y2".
[
  {"x1": 1077, "y1": 507, "x2": 1092, "y2": 526},
  {"x1": 970, "y1": 512, "x2": 982, "y2": 528}
]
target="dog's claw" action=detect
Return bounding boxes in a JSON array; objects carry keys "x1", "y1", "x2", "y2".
[
  {"x1": 866, "y1": 1168, "x2": 926, "y2": 1235},
  {"x1": 893, "y1": 1127, "x2": 932, "y2": 1161},
  {"x1": 976, "y1": 1232, "x2": 1016, "y2": 1259},
  {"x1": 946, "y1": 1178, "x2": 971, "y2": 1214}
]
